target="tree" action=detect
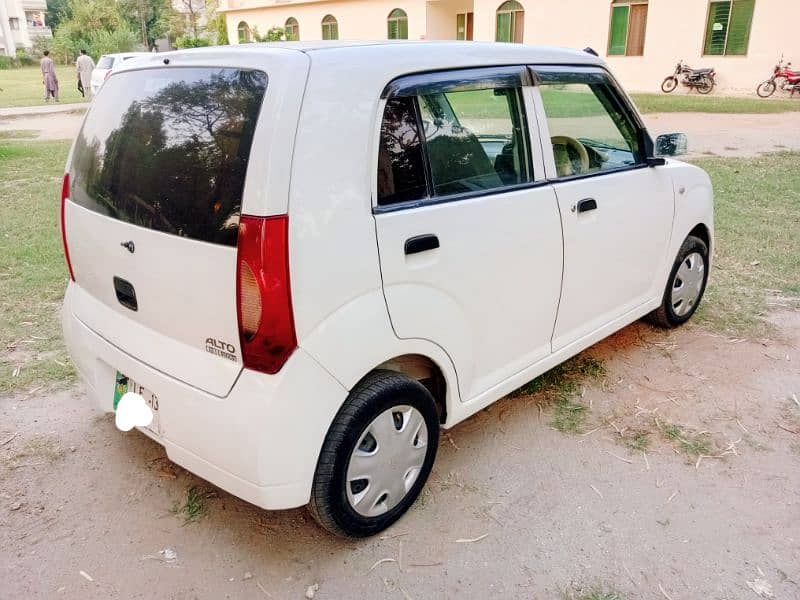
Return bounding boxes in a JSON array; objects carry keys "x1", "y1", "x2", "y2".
[
  {"x1": 50, "y1": 0, "x2": 141, "y2": 63},
  {"x1": 119, "y1": 0, "x2": 172, "y2": 48},
  {"x1": 45, "y1": 0, "x2": 72, "y2": 32}
]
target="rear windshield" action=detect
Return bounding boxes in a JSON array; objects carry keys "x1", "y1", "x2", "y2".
[
  {"x1": 96, "y1": 56, "x2": 113, "y2": 69},
  {"x1": 70, "y1": 67, "x2": 268, "y2": 246}
]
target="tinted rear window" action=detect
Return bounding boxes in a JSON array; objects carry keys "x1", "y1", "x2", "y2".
[
  {"x1": 96, "y1": 56, "x2": 113, "y2": 69},
  {"x1": 70, "y1": 67, "x2": 268, "y2": 246}
]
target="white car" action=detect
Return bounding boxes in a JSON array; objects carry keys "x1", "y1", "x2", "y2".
[
  {"x1": 89, "y1": 52, "x2": 151, "y2": 95},
  {"x1": 61, "y1": 42, "x2": 713, "y2": 537}
]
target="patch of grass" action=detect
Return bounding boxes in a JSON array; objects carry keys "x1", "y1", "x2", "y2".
[
  {"x1": 511, "y1": 355, "x2": 605, "y2": 398},
  {"x1": 623, "y1": 430, "x2": 651, "y2": 452},
  {"x1": 579, "y1": 592, "x2": 626, "y2": 600},
  {"x1": 0, "y1": 139, "x2": 75, "y2": 394},
  {"x1": 551, "y1": 397, "x2": 587, "y2": 433},
  {"x1": 565, "y1": 586, "x2": 627, "y2": 600},
  {"x1": 0, "y1": 66, "x2": 90, "y2": 108},
  {"x1": 690, "y1": 152, "x2": 800, "y2": 336},
  {"x1": 0, "y1": 130, "x2": 39, "y2": 140},
  {"x1": 630, "y1": 93, "x2": 800, "y2": 114},
  {"x1": 171, "y1": 486, "x2": 216, "y2": 525},
  {"x1": 660, "y1": 423, "x2": 713, "y2": 457},
  {"x1": 510, "y1": 355, "x2": 605, "y2": 434}
]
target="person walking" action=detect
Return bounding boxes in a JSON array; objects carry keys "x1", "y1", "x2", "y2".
[
  {"x1": 41, "y1": 50, "x2": 59, "y2": 102},
  {"x1": 76, "y1": 49, "x2": 95, "y2": 99}
]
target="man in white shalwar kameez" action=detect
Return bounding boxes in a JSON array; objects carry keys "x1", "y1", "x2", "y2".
[{"x1": 76, "y1": 49, "x2": 95, "y2": 99}]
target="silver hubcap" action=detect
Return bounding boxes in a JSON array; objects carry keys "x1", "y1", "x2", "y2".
[
  {"x1": 346, "y1": 405, "x2": 428, "y2": 517},
  {"x1": 671, "y1": 252, "x2": 705, "y2": 317}
]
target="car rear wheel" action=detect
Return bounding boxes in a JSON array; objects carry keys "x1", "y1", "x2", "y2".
[
  {"x1": 661, "y1": 76, "x2": 678, "y2": 93},
  {"x1": 308, "y1": 370, "x2": 439, "y2": 537},
  {"x1": 647, "y1": 235, "x2": 709, "y2": 328}
]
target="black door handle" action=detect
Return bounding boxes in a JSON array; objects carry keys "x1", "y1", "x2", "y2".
[
  {"x1": 575, "y1": 198, "x2": 597, "y2": 213},
  {"x1": 404, "y1": 234, "x2": 440, "y2": 255}
]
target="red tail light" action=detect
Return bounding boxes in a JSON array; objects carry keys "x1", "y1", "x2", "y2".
[
  {"x1": 104, "y1": 70, "x2": 112, "y2": 81},
  {"x1": 236, "y1": 214, "x2": 296, "y2": 374},
  {"x1": 60, "y1": 173, "x2": 75, "y2": 281}
]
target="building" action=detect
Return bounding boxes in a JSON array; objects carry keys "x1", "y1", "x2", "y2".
[
  {"x1": 219, "y1": 0, "x2": 800, "y2": 93},
  {"x1": 0, "y1": 0, "x2": 51, "y2": 56}
]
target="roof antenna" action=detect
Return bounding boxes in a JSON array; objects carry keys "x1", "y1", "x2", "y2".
[{"x1": 583, "y1": 47, "x2": 598, "y2": 56}]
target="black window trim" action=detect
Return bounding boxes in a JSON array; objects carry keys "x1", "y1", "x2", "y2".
[
  {"x1": 381, "y1": 65, "x2": 533, "y2": 99},
  {"x1": 532, "y1": 63, "x2": 656, "y2": 185}
]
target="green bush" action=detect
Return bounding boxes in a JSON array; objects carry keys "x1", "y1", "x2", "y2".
[
  {"x1": 0, "y1": 56, "x2": 14, "y2": 70},
  {"x1": 15, "y1": 49, "x2": 38, "y2": 66},
  {"x1": 175, "y1": 36, "x2": 212, "y2": 49}
]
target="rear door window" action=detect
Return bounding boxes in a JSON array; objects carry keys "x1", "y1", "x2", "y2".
[
  {"x1": 70, "y1": 67, "x2": 267, "y2": 246},
  {"x1": 376, "y1": 67, "x2": 533, "y2": 208},
  {"x1": 418, "y1": 87, "x2": 530, "y2": 196}
]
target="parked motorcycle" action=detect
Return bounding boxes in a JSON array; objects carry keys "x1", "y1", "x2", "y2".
[
  {"x1": 756, "y1": 56, "x2": 800, "y2": 98},
  {"x1": 661, "y1": 61, "x2": 716, "y2": 95}
]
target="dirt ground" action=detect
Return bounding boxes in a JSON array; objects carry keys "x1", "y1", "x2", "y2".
[
  {"x1": 2, "y1": 313, "x2": 799, "y2": 599},
  {"x1": 2, "y1": 110, "x2": 800, "y2": 599},
  {"x1": 2, "y1": 109, "x2": 800, "y2": 156}
]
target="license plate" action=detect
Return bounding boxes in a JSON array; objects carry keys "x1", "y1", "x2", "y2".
[{"x1": 114, "y1": 371, "x2": 161, "y2": 435}]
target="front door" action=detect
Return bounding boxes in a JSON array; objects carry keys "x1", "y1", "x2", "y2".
[
  {"x1": 374, "y1": 68, "x2": 563, "y2": 401},
  {"x1": 533, "y1": 66, "x2": 674, "y2": 351}
]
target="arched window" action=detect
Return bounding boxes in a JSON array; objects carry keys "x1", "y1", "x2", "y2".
[
  {"x1": 237, "y1": 21, "x2": 251, "y2": 44},
  {"x1": 387, "y1": 8, "x2": 408, "y2": 39},
  {"x1": 285, "y1": 17, "x2": 299, "y2": 40},
  {"x1": 495, "y1": 1, "x2": 524, "y2": 43},
  {"x1": 321, "y1": 15, "x2": 338, "y2": 40}
]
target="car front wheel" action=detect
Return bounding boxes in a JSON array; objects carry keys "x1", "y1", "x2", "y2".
[
  {"x1": 308, "y1": 370, "x2": 439, "y2": 537},
  {"x1": 647, "y1": 235, "x2": 709, "y2": 328}
]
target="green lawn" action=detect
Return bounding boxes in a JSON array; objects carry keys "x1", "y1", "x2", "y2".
[
  {"x1": 0, "y1": 139, "x2": 798, "y2": 394},
  {"x1": 692, "y1": 152, "x2": 800, "y2": 335},
  {"x1": 630, "y1": 92, "x2": 800, "y2": 114},
  {"x1": 0, "y1": 65, "x2": 90, "y2": 108},
  {"x1": 0, "y1": 139, "x2": 75, "y2": 394}
]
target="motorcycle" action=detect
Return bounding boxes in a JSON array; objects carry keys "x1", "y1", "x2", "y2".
[
  {"x1": 756, "y1": 56, "x2": 800, "y2": 98},
  {"x1": 661, "y1": 61, "x2": 716, "y2": 95}
]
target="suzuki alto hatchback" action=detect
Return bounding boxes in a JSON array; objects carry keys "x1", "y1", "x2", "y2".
[{"x1": 61, "y1": 41, "x2": 713, "y2": 537}]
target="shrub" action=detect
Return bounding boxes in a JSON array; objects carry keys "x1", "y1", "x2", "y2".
[{"x1": 175, "y1": 36, "x2": 212, "y2": 49}]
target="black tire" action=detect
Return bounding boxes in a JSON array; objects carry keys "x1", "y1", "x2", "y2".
[
  {"x1": 647, "y1": 235, "x2": 709, "y2": 328},
  {"x1": 308, "y1": 370, "x2": 440, "y2": 537},
  {"x1": 697, "y1": 76, "x2": 714, "y2": 94},
  {"x1": 661, "y1": 76, "x2": 678, "y2": 93},
  {"x1": 757, "y1": 80, "x2": 776, "y2": 98}
]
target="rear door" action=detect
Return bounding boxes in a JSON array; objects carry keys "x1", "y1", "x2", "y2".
[
  {"x1": 532, "y1": 66, "x2": 674, "y2": 351},
  {"x1": 65, "y1": 65, "x2": 269, "y2": 396},
  {"x1": 374, "y1": 67, "x2": 564, "y2": 402}
]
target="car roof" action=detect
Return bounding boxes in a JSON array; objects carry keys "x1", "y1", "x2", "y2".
[{"x1": 130, "y1": 41, "x2": 601, "y2": 66}]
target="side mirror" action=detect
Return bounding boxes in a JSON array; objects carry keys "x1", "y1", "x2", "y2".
[{"x1": 655, "y1": 133, "x2": 688, "y2": 157}]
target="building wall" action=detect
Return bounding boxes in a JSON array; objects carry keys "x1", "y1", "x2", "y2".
[
  {"x1": 222, "y1": 0, "x2": 799, "y2": 93},
  {"x1": 226, "y1": 0, "x2": 428, "y2": 42}
]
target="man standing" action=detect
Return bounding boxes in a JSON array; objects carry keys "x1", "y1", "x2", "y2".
[
  {"x1": 40, "y1": 50, "x2": 59, "y2": 102},
  {"x1": 76, "y1": 49, "x2": 95, "y2": 99}
]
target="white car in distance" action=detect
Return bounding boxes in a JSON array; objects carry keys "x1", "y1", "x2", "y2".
[{"x1": 90, "y1": 52, "x2": 152, "y2": 95}]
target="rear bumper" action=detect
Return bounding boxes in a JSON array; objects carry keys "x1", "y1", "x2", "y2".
[{"x1": 61, "y1": 283, "x2": 348, "y2": 510}]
